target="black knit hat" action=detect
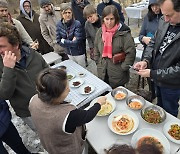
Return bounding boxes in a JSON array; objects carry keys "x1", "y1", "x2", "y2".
[
  {"x1": 0, "y1": 0, "x2": 8, "y2": 8},
  {"x1": 38, "y1": 0, "x2": 52, "y2": 8}
]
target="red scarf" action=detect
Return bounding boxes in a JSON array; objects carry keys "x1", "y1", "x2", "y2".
[{"x1": 102, "y1": 23, "x2": 120, "y2": 58}]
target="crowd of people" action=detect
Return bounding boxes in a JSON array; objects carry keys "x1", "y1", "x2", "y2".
[{"x1": 0, "y1": 0, "x2": 179, "y2": 153}]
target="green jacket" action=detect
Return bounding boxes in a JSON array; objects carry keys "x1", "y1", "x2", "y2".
[
  {"x1": 0, "y1": 46, "x2": 49, "y2": 117},
  {"x1": 94, "y1": 23, "x2": 136, "y2": 88}
]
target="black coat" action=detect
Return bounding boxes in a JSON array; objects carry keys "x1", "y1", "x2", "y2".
[{"x1": 17, "y1": 11, "x2": 53, "y2": 54}]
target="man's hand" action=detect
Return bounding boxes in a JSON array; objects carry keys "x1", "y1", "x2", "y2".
[
  {"x1": 97, "y1": 96, "x2": 107, "y2": 106},
  {"x1": 90, "y1": 48, "x2": 94, "y2": 60},
  {"x1": 137, "y1": 69, "x2": 151, "y2": 77},
  {"x1": 142, "y1": 36, "x2": 151, "y2": 45},
  {"x1": 30, "y1": 41, "x2": 39, "y2": 50},
  {"x1": 3, "y1": 51, "x2": 16, "y2": 68},
  {"x1": 134, "y1": 61, "x2": 147, "y2": 71}
]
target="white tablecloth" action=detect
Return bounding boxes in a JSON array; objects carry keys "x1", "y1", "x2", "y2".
[
  {"x1": 52, "y1": 60, "x2": 112, "y2": 107},
  {"x1": 125, "y1": 2, "x2": 148, "y2": 19},
  {"x1": 86, "y1": 87, "x2": 180, "y2": 154}
]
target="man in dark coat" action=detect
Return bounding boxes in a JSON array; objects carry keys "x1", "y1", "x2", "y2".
[{"x1": 97, "y1": 0, "x2": 125, "y2": 23}]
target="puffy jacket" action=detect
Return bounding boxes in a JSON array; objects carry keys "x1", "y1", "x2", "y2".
[
  {"x1": 97, "y1": 0, "x2": 125, "y2": 23},
  {"x1": 144, "y1": 17, "x2": 180, "y2": 88},
  {"x1": 56, "y1": 19, "x2": 86, "y2": 56}
]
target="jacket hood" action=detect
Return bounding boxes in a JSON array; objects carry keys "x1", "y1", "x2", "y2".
[
  {"x1": 148, "y1": 0, "x2": 158, "y2": 9},
  {"x1": 20, "y1": 0, "x2": 33, "y2": 21},
  {"x1": 102, "y1": 0, "x2": 113, "y2": 5}
]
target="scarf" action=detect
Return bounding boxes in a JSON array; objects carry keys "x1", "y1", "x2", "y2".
[{"x1": 102, "y1": 23, "x2": 120, "y2": 58}]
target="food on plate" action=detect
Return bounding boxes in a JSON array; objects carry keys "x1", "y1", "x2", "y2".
[
  {"x1": 143, "y1": 109, "x2": 162, "y2": 124},
  {"x1": 67, "y1": 74, "x2": 73, "y2": 80},
  {"x1": 72, "y1": 81, "x2": 81, "y2": 86},
  {"x1": 78, "y1": 72, "x2": 85, "y2": 77},
  {"x1": 137, "y1": 136, "x2": 163, "y2": 152},
  {"x1": 128, "y1": 101, "x2": 142, "y2": 109},
  {"x1": 97, "y1": 101, "x2": 113, "y2": 116},
  {"x1": 114, "y1": 92, "x2": 126, "y2": 100},
  {"x1": 84, "y1": 86, "x2": 91, "y2": 93},
  {"x1": 112, "y1": 115, "x2": 134, "y2": 133},
  {"x1": 168, "y1": 124, "x2": 180, "y2": 140}
]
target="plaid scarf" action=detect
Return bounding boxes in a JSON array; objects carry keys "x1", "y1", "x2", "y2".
[{"x1": 102, "y1": 23, "x2": 120, "y2": 58}]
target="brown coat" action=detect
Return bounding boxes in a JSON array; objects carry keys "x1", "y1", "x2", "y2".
[
  {"x1": 29, "y1": 94, "x2": 85, "y2": 154},
  {"x1": 94, "y1": 23, "x2": 136, "y2": 88}
]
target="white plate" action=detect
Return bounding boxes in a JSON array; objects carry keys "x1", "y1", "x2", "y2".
[
  {"x1": 67, "y1": 72, "x2": 75, "y2": 80},
  {"x1": 131, "y1": 128, "x2": 170, "y2": 154},
  {"x1": 69, "y1": 78, "x2": 84, "y2": 88},
  {"x1": 163, "y1": 120, "x2": 180, "y2": 144},
  {"x1": 78, "y1": 84, "x2": 95, "y2": 95},
  {"x1": 108, "y1": 110, "x2": 139, "y2": 135},
  {"x1": 90, "y1": 96, "x2": 116, "y2": 116}
]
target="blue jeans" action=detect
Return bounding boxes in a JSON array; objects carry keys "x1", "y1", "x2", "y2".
[
  {"x1": 0, "y1": 121, "x2": 30, "y2": 154},
  {"x1": 156, "y1": 85, "x2": 180, "y2": 117}
]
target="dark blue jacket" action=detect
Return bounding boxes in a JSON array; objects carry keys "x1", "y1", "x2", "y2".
[
  {"x1": 0, "y1": 99, "x2": 11, "y2": 137},
  {"x1": 97, "y1": 0, "x2": 125, "y2": 23},
  {"x1": 56, "y1": 19, "x2": 86, "y2": 56}
]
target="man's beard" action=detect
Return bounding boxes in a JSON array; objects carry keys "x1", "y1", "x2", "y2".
[{"x1": 0, "y1": 16, "x2": 8, "y2": 22}]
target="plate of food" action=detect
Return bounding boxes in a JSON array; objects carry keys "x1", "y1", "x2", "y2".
[
  {"x1": 69, "y1": 78, "x2": 84, "y2": 88},
  {"x1": 131, "y1": 128, "x2": 170, "y2": 154},
  {"x1": 163, "y1": 120, "x2": 180, "y2": 144},
  {"x1": 90, "y1": 96, "x2": 116, "y2": 116},
  {"x1": 78, "y1": 84, "x2": 95, "y2": 95},
  {"x1": 67, "y1": 72, "x2": 75, "y2": 80},
  {"x1": 111, "y1": 87, "x2": 128, "y2": 101},
  {"x1": 108, "y1": 110, "x2": 139, "y2": 135}
]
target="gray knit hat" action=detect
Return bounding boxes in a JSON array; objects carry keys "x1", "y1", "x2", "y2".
[
  {"x1": 60, "y1": 2, "x2": 72, "y2": 12},
  {"x1": 0, "y1": 0, "x2": 8, "y2": 8},
  {"x1": 38, "y1": 0, "x2": 52, "y2": 8}
]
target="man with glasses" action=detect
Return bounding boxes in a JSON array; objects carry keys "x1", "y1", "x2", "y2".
[
  {"x1": 0, "y1": 0, "x2": 38, "y2": 49},
  {"x1": 38, "y1": 0, "x2": 68, "y2": 61},
  {"x1": 17, "y1": 0, "x2": 53, "y2": 55},
  {"x1": 134, "y1": 0, "x2": 180, "y2": 117}
]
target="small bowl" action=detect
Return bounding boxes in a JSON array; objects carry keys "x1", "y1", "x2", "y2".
[
  {"x1": 78, "y1": 72, "x2": 86, "y2": 77},
  {"x1": 126, "y1": 95, "x2": 145, "y2": 110},
  {"x1": 111, "y1": 87, "x2": 128, "y2": 101},
  {"x1": 58, "y1": 65, "x2": 67, "y2": 71},
  {"x1": 141, "y1": 105, "x2": 166, "y2": 124}
]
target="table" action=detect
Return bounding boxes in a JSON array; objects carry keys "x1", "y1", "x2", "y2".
[
  {"x1": 125, "y1": 2, "x2": 148, "y2": 27},
  {"x1": 52, "y1": 60, "x2": 112, "y2": 107},
  {"x1": 86, "y1": 87, "x2": 180, "y2": 154},
  {"x1": 42, "y1": 52, "x2": 62, "y2": 65}
]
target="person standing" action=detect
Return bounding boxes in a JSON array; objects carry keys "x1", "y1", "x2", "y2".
[
  {"x1": 71, "y1": 0, "x2": 90, "y2": 66},
  {"x1": 29, "y1": 68, "x2": 106, "y2": 154},
  {"x1": 97, "y1": 0, "x2": 125, "y2": 23},
  {"x1": 0, "y1": 0, "x2": 38, "y2": 49},
  {"x1": 139, "y1": 0, "x2": 162, "y2": 54},
  {"x1": 17, "y1": 0, "x2": 53, "y2": 55},
  {"x1": 134, "y1": 0, "x2": 180, "y2": 117},
  {"x1": 0, "y1": 22, "x2": 48, "y2": 131},
  {"x1": 0, "y1": 99, "x2": 31, "y2": 154},
  {"x1": 83, "y1": 4, "x2": 102, "y2": 60},
  {"x1": 38, "y1": 0, "x2": 68, "y2": 60},
  {"x1": 56, "y1": 3, "x2": 86, "y2": 67},
  {"x1": 94, "y1": 5, "x2": 136, "y2": 88}
]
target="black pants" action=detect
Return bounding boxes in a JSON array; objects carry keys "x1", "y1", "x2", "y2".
[{"x1": 0, "y1": 121, "x2": 30, "y2": 154}]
